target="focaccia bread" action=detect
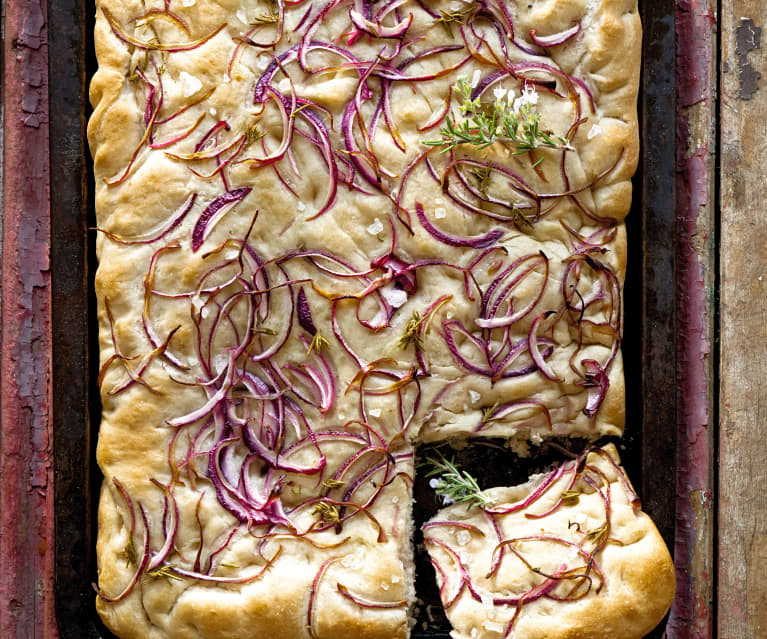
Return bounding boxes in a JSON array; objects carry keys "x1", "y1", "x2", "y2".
[
  {"x1": 423, "y1": 445, "x2": 675, "y2": 639},
  {"x1": 88, "y1": 0, "x2": 642, "y2": 637}
]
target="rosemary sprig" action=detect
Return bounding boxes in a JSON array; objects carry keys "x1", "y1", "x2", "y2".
[
  {"x1": 145, "y1": 565, "x2": 183, "y2": 582},
  {"x1": 435, "y1": 6, "x2": 474, "y2": 37},
  {"x1": 424, "y1": 76, "x2": 572, "y2": 157},
  {"x1": 251, "y1": 0, "x2": 280, "y2": 24},
  {"x1": 421, "y1": 452, "x2": 491, "y2": 509},
  {"x1": 307, "y1": 332, "x2": 330, "y2": 355},
  {"x1": 398, "y1": 311, "x2": 426, "y2": 351},
  {"x1": 312, "y1": 501, "x2": 340, "y2": 523},
  {"x1": 246, "y1": 123, "x2": 265, "y2": 145}
]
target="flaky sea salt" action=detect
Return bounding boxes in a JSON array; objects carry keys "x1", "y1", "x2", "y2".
[
  {"x1": 471, "y1": 69, "x2": 481, "y2": 88},
  {"x1": 392, "y1": 495, "x2": 400, "y2": 504},
  {"x1": 588, "y1": 124, "x2": 602, "y2": 140},
  {"x1": 391, "y1": 574, "x2": 401, "y2": 583},
  {"x1": 469, "y1": 390, "x2": 481, "y2": 404},
  {"x1": 482, "y1": 620, "x2": 504, "y2": 634},
  {"x1": 369, "y1": 407, "x2": 382, "y2": 418},
  {"x1": 179, "y1": 71, "x2": 202, "y2": 98},
  {"x1": 455, "y1": 530, "x2": 472, "y2": 546},
  {"x1": 434, "y1": 207, "x2": 446, "y2": 219},
  {"x1": 209, "y1": 107, "x2": 217, "y2": 117},
  {"x1": 381, "y1": 581, "x2": 391, "y2": 591},
  {"x1": 366, "y1": 218, "x2": 384, "y2": 235},
  {"x1": 297, "y1": 201, "x2": 306, "y2": 212},
  {"x1": 382, "y1": 287, "x2": 408, "y2": 308},
  {"x1": 182, "y1": 0, "x2": 196, "y2": 6}
]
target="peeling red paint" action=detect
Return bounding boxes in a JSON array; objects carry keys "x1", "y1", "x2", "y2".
[
  {"x1": 667, "y1": 1, "x2": 716, "y2": 638},
  {"x1": 0, "y1": 1, "x2": 58, "y2": 637}
]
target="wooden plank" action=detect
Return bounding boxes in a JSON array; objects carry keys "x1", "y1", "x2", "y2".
[
  {"x1": 666, "y1": 0, "x2": 718, "y2": 637},
  {"x1": 0, "y1": 0, "x2": 58, "y2": 637},
  {"x1": 719, "y1": 1, "x2": 767, "y2": 636}
]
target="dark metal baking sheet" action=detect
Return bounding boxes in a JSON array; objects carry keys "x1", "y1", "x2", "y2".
[{"x1": 50, "y1": 0, "x2": 677, "y2": 636}]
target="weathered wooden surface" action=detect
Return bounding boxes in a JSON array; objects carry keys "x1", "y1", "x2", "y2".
[
  {"x1": 667, "y1": 0, "x2": 717, "y2": 637},
  {"x1": 720, "y1": 1, "x2": 767, "y2": 636},
  {"x1": 0, "y1": 0, "x2": 58, "y2": 637}
]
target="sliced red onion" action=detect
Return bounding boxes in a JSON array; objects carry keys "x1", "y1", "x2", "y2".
[
  {"x1": 337, "y1": 583, "x2": 407, "y2": 608},
  {"x1": 191, "y1": 187, "x2": 252, "y2": 252},
  {"x1": 415, "y1": 202, "x2": 503, "y2": 248},
  {"x1": 529, "y1": 23, "x2": 581, "y2": 48},
  {"x1": 528, "y1": 313, "x2": 562, "y2": 382},
  {"x1": 103, "y1": 7, "x2": 226, "y2": 52},
  {"x1": 577, "y1": 359, "x2": 610, "y2": 417}
]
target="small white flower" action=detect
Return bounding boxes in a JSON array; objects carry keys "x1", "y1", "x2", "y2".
[
  {"x1": 429, "y1": 478, "x2": 440, "y2": 489},
  {"x1": 493, "y1": 85, "x2": 507, "y2": 101},
  {"x1": 513, "y1": 85, "x2": 539, "y2": 113}
]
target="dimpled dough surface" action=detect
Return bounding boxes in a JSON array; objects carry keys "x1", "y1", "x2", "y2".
[{"x1": 89, "y1": 0, "x2": 644, "y2": 637}]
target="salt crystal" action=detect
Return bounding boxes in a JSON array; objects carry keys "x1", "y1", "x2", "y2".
[
  {"x1": 392, "y1": 496, "x2": 400, "y2": 504},
  {"x1": 434, "y1": 207, "x2": 446, "y2": 219},
  {"x1": 209, "y1": 107, "x2": 217, "y2": 117},
  {"x1": 446, "y1": 311, "x2": 454, "y2": 319},
  {"x1": 179, "y1": 71, "x2": 202, "y2": 98},
  {"x1": 435, "y1": 198, "x2": 444, "y2": 205},
  {"x1": 201, "y1": 306, "x2": 210, "y2": 319},
  {"x1": 297, "y1": 201, "x2": 306, "y2": 212},
  {"x1": 381, "y1": 581, "x2": 391, "y2": 591},
  {"x1": 391, "y1": 574, "x2": 401, "y2": 583},
  {"x1": 366, "y1": 218, "x2": 384, "y2": 235},
  {"x1": 471, "y1": 630, "x2": 478, "y2": 639},
  {"x1": 588, "y1": 124, "x2": 602, "y2": 140},
  {"x1": 455, "y1": 530, "x2": 472, "y2": 546},
  {"x1": 257, "y1": 57, "x2": 270, "y2": 70},
  {"x1": 382, "y1": 287, "x2": 408, "y2": 308},
  {"x1": 341, "y1": 554, "x2": 362, "y2": 569},
  {"x1": 469, "y1": 390, "x2": 481, "y2": 404},
  {"x1": 369, "y1": 407, "x2": 382, "y2": 418},
  {"x1": 482, "y1": 620, "x2": 504, "y2": 633},
  {"x1": 470, "y1": 70, "x2": 481, "y2": 88},
  {"x1": 182, "y1": 0, "x2": 196, "y2": 6}
]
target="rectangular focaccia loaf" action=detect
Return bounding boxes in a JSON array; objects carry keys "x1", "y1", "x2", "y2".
[
  {"x1": 423, "y1": 445, "x2": 676, "y2": 639},
  {"x1": 89, "y1": 0, "x2": 641, "y2": 637}
]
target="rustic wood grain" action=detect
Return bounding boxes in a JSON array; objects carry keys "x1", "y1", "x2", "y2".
[
  {"x1": 720, "y1": 1, "x2": 767, "y2": 636},
  {"x1": 0, "y1": 1, "x2": 58, "y2": 637},
  {"x1": 666, "y1": 1, "x2": 717, "y2": 637}
]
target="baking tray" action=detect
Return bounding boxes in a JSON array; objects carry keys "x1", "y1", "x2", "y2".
[{"x1": 49, "y1": 0, "x2": 679, "y2": 636}]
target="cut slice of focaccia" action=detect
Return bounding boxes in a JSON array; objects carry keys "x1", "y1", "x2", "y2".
[
  {"x1": 423, "y1": 444, "x2": 675, "y2": 639},
  {"x1": 89, "y1": 0, "x2": 641, "y2": 636}
]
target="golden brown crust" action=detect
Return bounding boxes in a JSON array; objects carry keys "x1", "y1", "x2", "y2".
[
  {"x1": 424, "y1": 445, "x2": 675, "y2": 639},
  {"x1": 90, "y1": 0, "x2": 643, "y2": 636}
]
